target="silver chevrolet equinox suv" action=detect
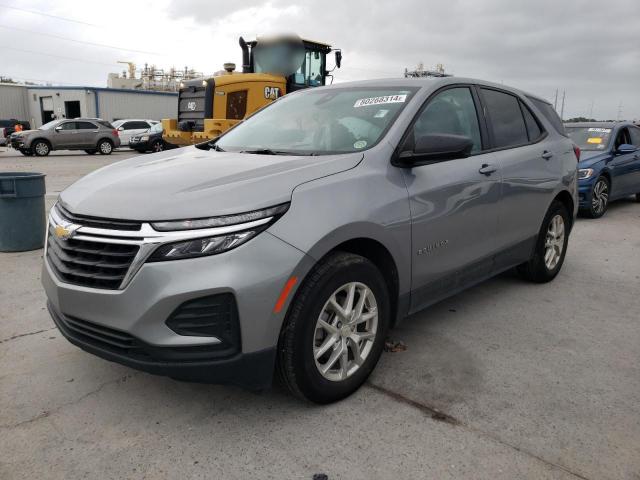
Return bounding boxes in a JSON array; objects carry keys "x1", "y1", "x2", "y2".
[{"x1": 43, "y1": 78, "x2": 578, "y2": 403}]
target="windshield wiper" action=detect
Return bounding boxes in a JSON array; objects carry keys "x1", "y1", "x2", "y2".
[{"x1": 240, "y1": 148, "x2": 288, "y2": 155}]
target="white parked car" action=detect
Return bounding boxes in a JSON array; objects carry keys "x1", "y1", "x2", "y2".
[{"x1": 111, "y1": 119, "x2": 159, "y2": 147}]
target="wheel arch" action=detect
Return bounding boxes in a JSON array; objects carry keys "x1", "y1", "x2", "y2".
[
  {"x1": 553, "y1": 190, "x2": 575, "y2": 230},
  {"x1": 30, "y1": 137, "x2": 51, "y2": 148}
]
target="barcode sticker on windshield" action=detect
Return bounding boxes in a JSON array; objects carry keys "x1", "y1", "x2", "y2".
[
  {"x1": 588, "y1": 128, "x2": 611, "y2": 133},
  {"x1": 354, "y1": 95, "x2": 407, "y2": 108}
]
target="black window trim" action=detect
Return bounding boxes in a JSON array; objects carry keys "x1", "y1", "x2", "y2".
[
  {"x1": 392, "y1": 83, "x2": 490, "y2": 166},
  {"x1": 76, "y1": 121, "x2": 98, "y2": 130},
  {"x1": 517, "y1": 98, "x2": 545, "y2": 143},
  {"x1": 476, "y1": 86, "x2": 548, "y2": 154}
]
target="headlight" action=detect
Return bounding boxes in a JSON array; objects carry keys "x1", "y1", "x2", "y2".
[
  {"x1": 151, "y1": 203, "x2": 289, "y2": 231},
  {"x1": 148, "y1": 230, "x2": 258, "y2": 262},
  {"x1": 140, "y1": 135, "x2": 149, "y2": 141},
  {"x1": 578, "y1": 168, "x2": 594, "y2": 180}
]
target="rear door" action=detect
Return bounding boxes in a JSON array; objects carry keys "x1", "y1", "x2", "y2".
[
  {"x1": 627, "y1": 126, "x2": 640, "y2": 194},
  {"x1": 402, "y1": 85, "x2": 501, "y2": 312},
  {"x1": 478, "y1": 88, "x2": 562, "y2": 267},
  {"x1": 75, "y1": 121, "x2": 99, "y2": 148},
  {"x1": 609, "y1": 127, "x2": 638, "y2": 198}
]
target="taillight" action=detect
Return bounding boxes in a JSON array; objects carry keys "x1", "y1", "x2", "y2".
[
  {"x1": 112, "y1": 129, "x2": 119, "y2": 137},
  {"x1": 573, "y1": 144, "x2": 580, "y2": 162}
]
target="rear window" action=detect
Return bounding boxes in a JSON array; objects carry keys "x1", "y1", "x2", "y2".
[
  {"x1": 565, "y1": 127, "x2": 612, "y2": 151},
  {"x1": 520, "y1": 102, "x2": 543, "y2": 142},
  {"x1": 0, "y1": 120, "x2": 14, "y2": 127},
  {"x1": 97, "y1": 121, "x2": 113, "y2": 129},
  {"x1": 527, "y1": 97, "x2": 566, "y2": 136},
  {"x1": 481, "y1": 88, "x2": 528, "y2": 148}
]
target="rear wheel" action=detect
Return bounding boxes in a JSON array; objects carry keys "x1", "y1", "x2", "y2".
[
  {"x1": 584, "y1": 176, "x2": 610, "y2": 218},
  {"x1": 277, "y1": 252, "x2": 390, "y2": 404},
  {"x1": 97, "y1": 139, "x2": 113, "y2": 155},
  {"x1": 517, "y1": 200, "x2": 570, "y2": 283},
  {"x1": 32, "y1": 140, "x2": 50, "y2": 157}
]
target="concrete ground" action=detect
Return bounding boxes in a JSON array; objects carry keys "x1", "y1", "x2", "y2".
[{"x1": 1, "y1": 148, "x2": 639, "y2": 480}]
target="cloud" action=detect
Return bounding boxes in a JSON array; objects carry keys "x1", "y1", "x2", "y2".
[{"x1": 1, "y1": 0, "x2": 638, "y2": 119}]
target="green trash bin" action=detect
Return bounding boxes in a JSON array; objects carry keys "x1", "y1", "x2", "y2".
[{"x1": 0, "y1": 172, "x2": 46, "y2": 252}]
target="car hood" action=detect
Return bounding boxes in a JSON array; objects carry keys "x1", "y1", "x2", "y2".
[
  {"x1": 59, "y1": 146, "x2": 363, "y2": 221},
  {"x1": 578, "y1": 151, "x2": 610, "y2": 169}
]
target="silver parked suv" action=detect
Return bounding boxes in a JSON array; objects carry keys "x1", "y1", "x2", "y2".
[
  {"x1": 43, "y1": 78, "x2": 578, "y2": 403},
  {"x1": 10, "y1": 118, "x2": 121, "y2": 156}
]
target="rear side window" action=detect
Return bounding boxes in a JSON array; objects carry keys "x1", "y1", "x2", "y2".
[
  {"x1": 481, "y1": 88, "x2": 528, "y2": 148},
  {"x1": 527, "y1": 97, "x2": 566, "y2": 136},
  {"x1": 520, "y1": 102, "x2": 543, "y2": 142},
  {"x1": 629, "y1": 126, "x2": 640, "y2": 147},
  {"x1": 76, "y1": 121, "x2": 96, "y2": 130},
  {"x1": 98, "y1": 121, "x2": 113, "y2": 129}
]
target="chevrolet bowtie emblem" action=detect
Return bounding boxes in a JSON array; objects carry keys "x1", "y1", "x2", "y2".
[{"x1": 54, "y1": 224, "x2": 80, "y2": 240}]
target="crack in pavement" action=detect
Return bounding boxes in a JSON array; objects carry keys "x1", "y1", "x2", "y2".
[
  {"x1": 366, "y1": 382, "x2": 593, "y2": 480},
  {"x1": 0, "y1": 327, "x2": 56, "y2": 344},
  {"x1": 0, "y1": 373, "x2": 138, "y2": 430}
]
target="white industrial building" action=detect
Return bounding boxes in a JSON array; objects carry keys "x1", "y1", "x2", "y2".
[{"x1": 0, "y1": 83, "x2": 178, "y2": 127}]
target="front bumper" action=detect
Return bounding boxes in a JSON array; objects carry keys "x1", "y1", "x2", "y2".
[
  {"x1": 43, "y1": 229, "x2": 312, "y2": 389},
  {"x1": 129, "y1": 139, "x2": 150, "y2": 150},
  {"x1": 578, "y1": 180, "x2": 594, "y2": 209}
]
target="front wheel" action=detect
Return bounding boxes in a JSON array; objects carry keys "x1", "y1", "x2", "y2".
[
  {"x1": 97, "y1": 139, "x2": 113, "y2": 155},
  {"x1": 151, "y1": 140, "x2": 164, "y2": 153},
  {"x1": 32, "y1": 140, "x2": 50, "y2": 157},
  {"x1": 584, "y1": 176, "x2": 610, "y2": 218},
  {"x1": 277, "y1": 252, "x2": 390, "y2": 404},
  {"x1": 517, "y1": 200, "x2": 570, "y2": 283}
]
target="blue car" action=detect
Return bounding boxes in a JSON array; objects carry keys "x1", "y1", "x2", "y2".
[{"x1": 565, "y1": 122, "x2": 640, "y2": 218}]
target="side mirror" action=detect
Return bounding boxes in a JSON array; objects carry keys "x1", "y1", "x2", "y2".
[
  {"x1": 335, "y1": 50, "x2": 342, "y2": 69},
  {"x1": 54, "y1": 126, "x2": 62, "y2": 132},
  {"x1": 616, "y1": 143, "x2": 637, "y2": 154},
  {"x1": 396, "y1": 134, "x2": 474, "y2": 167}
]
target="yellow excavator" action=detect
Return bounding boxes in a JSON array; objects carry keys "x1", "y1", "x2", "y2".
[{"x1": 162, "y1": 35, "x2": 342, "y2": 146}]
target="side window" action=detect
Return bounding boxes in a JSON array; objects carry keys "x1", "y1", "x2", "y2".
[
  {"x1": 629, "y1": 126, "x2": 640, "y2": 147},
  {"x1": 615, "y1": 128, "x2": 630, "y2": 149},
  {"x1": 520, "y1": 101, "x2": 543, "y2": 142},
  {"x1": 481, "y1": 88, "x2": 528, "y2": 148},
  {"x1": 411, "y1": 87, "x2": 482, "y2": 154},
  {"x1": 120, "y1": 121, "x2": 134, "y2": 130},
  {"x1": 76, "y1": 122, "x2": 96, "y2": 130},
  {"x1": 292, "y1": 50, "x2": 324, "y2": 87},
  {"x1": 58, "y1": 122, "x2": 77, "y2": 131},
  {"x1": 527, "y1": 97, "x2": 567, "y2": 136}
]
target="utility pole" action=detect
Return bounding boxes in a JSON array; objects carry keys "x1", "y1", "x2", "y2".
[
  {"x1": 588, "y1": 99, "x2": 594, "y2": 119},
  {"x1": 617, "y1": 101, "x2": 623, "y2": 121},
  {"x1": 554, "y1": 89, "x2": 558, "y2": 110},
  {"x1": 560, "y1": 90, "x2": 566, "y2": 120}
]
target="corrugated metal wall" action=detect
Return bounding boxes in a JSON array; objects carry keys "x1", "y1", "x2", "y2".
[
  {"x1": 98, "y1": 91, "x2": 178, "y2": 122},
  {"x1": 26, "y1": 89, "x2": 94, "y2": 127},
  {"x1": 0, "y1": 84, "x2": 29, "y2": 120}
]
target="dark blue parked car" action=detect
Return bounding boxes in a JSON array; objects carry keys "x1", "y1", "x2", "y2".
[{"x1": 565, "y1": 122, "x2": 640, "y2": 218}]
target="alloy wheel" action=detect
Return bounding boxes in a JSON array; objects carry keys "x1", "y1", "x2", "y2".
[
  {"x1": 313, "y1": 282, "x2": 378, "y2": 382},
  {"x1": 35, "y1": 142, "x2": 49, "y2": 156},
  {"x1": 100, "y1": 141, "x2": 112, "y2": 154},
  {"x1": 152, "y1": 142, "x2": 164, "y2": 152},
  {"x1": 592, "y1": 178, "x2": 609, "y2": 215},
  {"x1": 544, "y1": 214, "x2": 565, "y2": 270}
]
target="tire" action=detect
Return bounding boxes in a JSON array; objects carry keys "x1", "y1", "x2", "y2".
[
  {"x1": 517, "y1": 200, "x2": 570, "y2": 283},
  {"x1": 583, "y1": 176, "x2": 610, "y2": 218},
  {"x1": 84, "y1": 149, "x2": 97, "y2": 155},
  {"x1": 151, "y1": 140, "x2": 164, "y2": 153},
  {"x1": 32, "y1": 140, "x2": 50, "y2": 157},
  {"x1": 19, "y1": 149, "x2": 33, "y2": 156},
  {"x1": 97, "y1": 139, "x2": 113, "y2": 155},
  {"x1": 277, "y1": 252, "x2": 390, "y2": 404}
]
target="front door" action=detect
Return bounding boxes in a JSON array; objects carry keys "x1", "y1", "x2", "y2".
[
  {"x1": 609, "y1": 127, "x2": 639, "y2": 198},
  {"x1": 401, "y1": 86, "x2": 501, "y2": 313},
  {"x1": 54, "y1": 121, "x2": 79, "y2": 148}
]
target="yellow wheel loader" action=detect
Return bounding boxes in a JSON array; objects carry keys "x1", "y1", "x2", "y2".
[{"x1": 162, "y1": 36, "x2": 341, "y2": 146}]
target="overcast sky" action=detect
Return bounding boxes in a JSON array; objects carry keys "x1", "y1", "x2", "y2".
[{"x1": 1, "y1": 0, "x2": 639, "y2": 120}]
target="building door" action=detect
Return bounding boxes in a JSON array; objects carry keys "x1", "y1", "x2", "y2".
[
  {"x1": 40, "y1": 96, "x2": 54, "y2": 124},
  {"x1": 65, "y1": 101, "x2": 81, "y2": 119}
]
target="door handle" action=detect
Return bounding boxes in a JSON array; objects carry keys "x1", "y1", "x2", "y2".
[
  {"x1": 541, "y1": 150, "x2": 553, "y2": 160},
  {"x1": 479, "y1": 164, "x2": 497, "y2": 175}
]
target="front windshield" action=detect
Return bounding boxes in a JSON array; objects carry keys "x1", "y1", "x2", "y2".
[
  {"x1": 39, "y1": 120, "x2": 59, "y2": 130},
  {"x1": 150, "y1": 123, "x2": 163, "y2": 134},
  {"x1": 566, "y1": 126, "x2": 612, "y2": 151},
  {"x1": 215, "y1": 87, "x2": 418, "y2": 155}
]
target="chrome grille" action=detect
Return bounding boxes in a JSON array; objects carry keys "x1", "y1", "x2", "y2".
[
  {"x1": 46, "y1": 224, "x2": 139, "y2": 290},
  {"x1": 56, "y1": 204, "x2": 142, "y2": 231}
]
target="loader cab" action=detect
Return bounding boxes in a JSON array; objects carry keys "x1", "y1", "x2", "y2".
[{"x1": 247, "y1": 38, "x2": 335, "y2": 91}]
